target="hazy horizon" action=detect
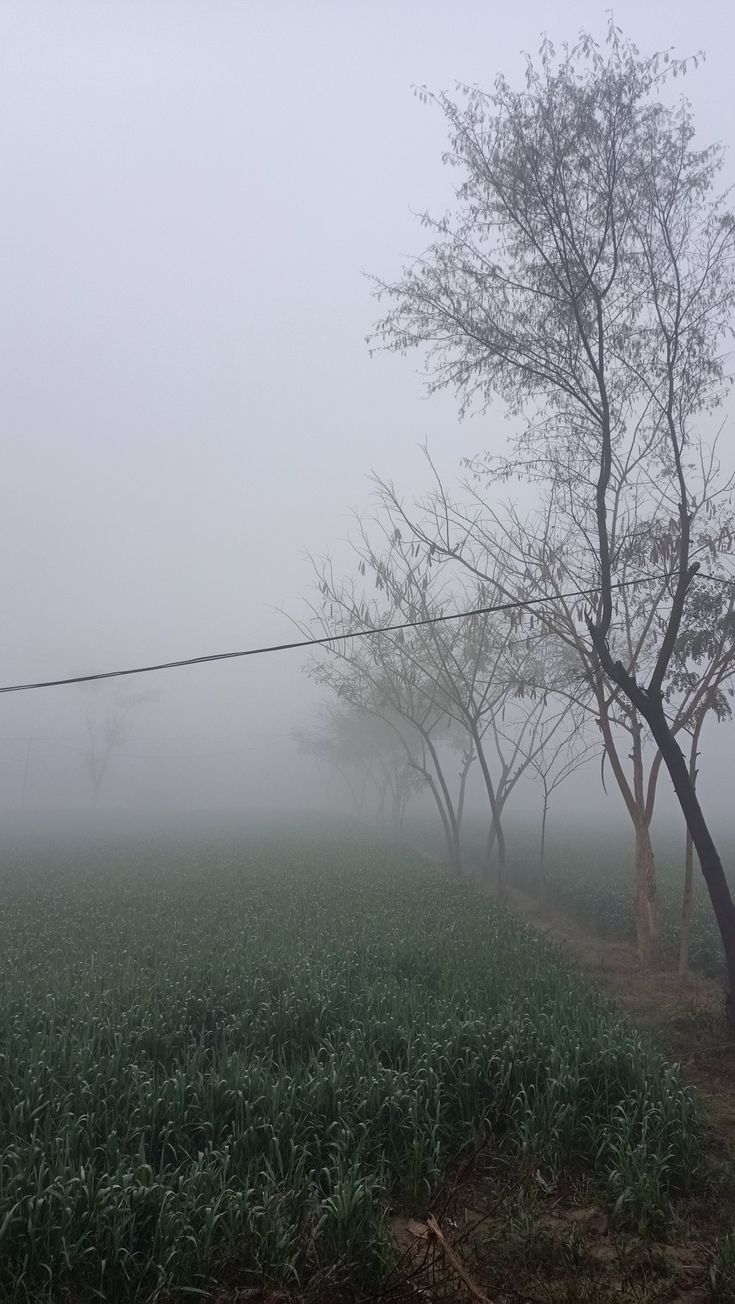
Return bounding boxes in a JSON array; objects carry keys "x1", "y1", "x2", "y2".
[{"x1": 2, "y1": 0, "x2": 734, "y2": 844}]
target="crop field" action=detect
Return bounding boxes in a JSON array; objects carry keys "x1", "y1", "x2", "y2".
[{"x1": 0, "y1": 828, "x2": 730, "y2": 1301}]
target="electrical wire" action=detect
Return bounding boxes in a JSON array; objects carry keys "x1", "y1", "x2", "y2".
[{"x1": 0, "y1": 571, "x2": 688, "y2": 696}]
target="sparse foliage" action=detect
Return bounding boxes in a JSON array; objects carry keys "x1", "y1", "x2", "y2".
[{"x1": 371, "y1": 23, "x2": 735, "y2": 1009}]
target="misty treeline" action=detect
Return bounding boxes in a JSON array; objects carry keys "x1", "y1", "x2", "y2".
[{"x1": 299, "y1": 24, "x2": 735, "y2": 1015}]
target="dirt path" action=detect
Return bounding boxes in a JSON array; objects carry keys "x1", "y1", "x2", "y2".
[{"x1": 509, "y1": 886, "x2": 735, "y2": 1140}]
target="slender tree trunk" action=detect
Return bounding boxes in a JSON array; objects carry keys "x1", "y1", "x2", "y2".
[
  {"x1": 423, "y1": 732, "x2": 462, "y2": 873},
  {"x1": 398, "y1": 788, "x2": 408, "y2": 836},
  {"x1": 632, "y1": 821, "x2": 662, "y2": 969},
  {"x1": 679, "y1": 713, "x2": 704, "y2": 978},
  {"x1": 397, "y1": 767, "x2": 411, "y2": 836},
  {"x1": 592, "y1": 682, "x2": 664, "y2": 966},
  {"x1": 485, "y1": 820, "x2": 496, "y2": 857},
  {"x1": 390, "y1": 782, "x2": 404, "y2": 841},
  {"x1": 643, "y1": 696, "x2": 735, "y2": 1024},
  {"x1": 679, "y1": 830, "x2": 696, "y2": 978},
  {"x1": 538, "y1": 791, "x2": 549, "y2": 907},
  {"x1": 388, "y1": 766, "x2": 411, "y2": 839},
  {"x1": 473, "y1": 730, "x2": 506, "y2": 891},
  {"x1": 428, "y1": 776, "x2": 458, "y2": 872},
  {"x1": 483, "y1": 814, "x2": 508, "y2": 897},
  {"x1": 495, "y1": 820, "x2": 507, "y2": 900},
  {"x1": 419, "y1": 766, "x2": 461, "y2": 876},
  {"x1": 456, "y1": 757, "x2": 471, "y2": 828},
  {"x1": 485, "y1": 819, "x2": 497, "y2": 877},
  {"x1": 454, "y1": 752, "x2": 473, "y2": 866},
  {"x1": 629, "y1": 721, "x2": 663, "y2": 969}
]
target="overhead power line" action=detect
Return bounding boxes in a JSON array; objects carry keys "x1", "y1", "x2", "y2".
[
  {"x1": 0, "y1": 571, "x2": 685, "y2": 696},
  {"x1": 0, "y1": 568, "x2": 731, "y2": 697}
]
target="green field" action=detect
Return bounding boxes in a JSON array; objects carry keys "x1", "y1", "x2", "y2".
[{"x1": 0, "y1": 829, "x2": 722, "y2": 1300}]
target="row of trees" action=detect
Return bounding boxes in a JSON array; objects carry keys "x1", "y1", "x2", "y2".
[
  {"x1": 299, "y1": 468, "x2": 734, "y2": 967},
  {"x1": 298, "y1": 511, "x2": 593, "y2": 893},
  {"x1": 300, "y1": 24, "x2": 735, "y2": 1014}
]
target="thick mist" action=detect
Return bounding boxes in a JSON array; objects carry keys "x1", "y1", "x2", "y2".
[{"x1": 1, "y1": 0, "x2": 734, "y2": 844}]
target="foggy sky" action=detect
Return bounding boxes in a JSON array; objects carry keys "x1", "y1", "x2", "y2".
[{"x1": 1, "y1": 1, "x2": 734, "y2": 829}]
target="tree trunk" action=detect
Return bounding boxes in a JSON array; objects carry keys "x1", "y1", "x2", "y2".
[
  {"x1": 456, "y1": 751, "x2": 473, "y2": 851},
  {"x1": 473, "y1": 730, "x2": 507, "y2": 890},
  {"x1": 632, "y1": 821, "x2": 663, "y2": 969},
  {"x1": 643, "y1": 696, "x2": 735, "y2": 1025},
  {"x1": 484, "y1": 818, "x2": 497, "y2": 871},
  {"x1": 423, "y1": 732, "x2": 462, "y2": 874},
  {"x1": 437, "y1": 795, "x2": 459, "y2": 874},
  {"x1": 421, "y1": 768, "x2": 462, "y2": 877},
  {"x1": 538, "y1": 793, "x2": 549, "y2": 907},
  {"x1": 496, "y1": 823, "x2": 507, "y2": 900},
  {"x1": 390, "y1": 782, "x2": 404, "y2": 841},
  {"x1": 591, "y1": 682, "x2": 663, "y2": 965},
  {"x1": 626, "y1": 716, "x2": 663, "y2": 970},
  {"x1": 483, "y1": 816, "x2": 508, "y2": 898},
  {"x1": 679, "y1": 713, "x2": 704, "y2": 978},
  {"x1": 485, "y1": 820, "x2": 496, "y2": 879},
  {"x1": 679, "y1": 829, "x2": 695, "y2": 978}
]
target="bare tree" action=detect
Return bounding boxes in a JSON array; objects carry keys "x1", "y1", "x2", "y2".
[
  {"x1": 303, "y1": 568, "x2": 474, "y2": 873},
  {"x1": 371, "y1": 27, "x2": 735, "y2": 1011},
  {"x1": 525, "y1": 710, "x2": 598, "y2": 905},
  {"x1": 80, "y1": 691, "x2": 157, "y2": 807}
]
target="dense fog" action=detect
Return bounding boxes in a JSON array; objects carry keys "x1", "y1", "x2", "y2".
[{"x1": 1, "y1": 0, "x2": 734, "y2": 844}]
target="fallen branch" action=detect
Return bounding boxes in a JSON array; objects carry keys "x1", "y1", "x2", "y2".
[{"x1": 426, "y1": 1214, "x2": 494, "y2": 1304}]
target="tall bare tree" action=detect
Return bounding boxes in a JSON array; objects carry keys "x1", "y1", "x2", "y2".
[
  {"x1": 371, "y1": 26, "x2": 735, "y2": 1011},
  {"x1": 525, "y1": 709, "x2": 598, "y2": 905}
]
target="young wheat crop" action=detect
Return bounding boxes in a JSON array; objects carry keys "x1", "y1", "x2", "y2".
[{"x1": 0, "y1": 830, "x2": 701, "y2": 1299}]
